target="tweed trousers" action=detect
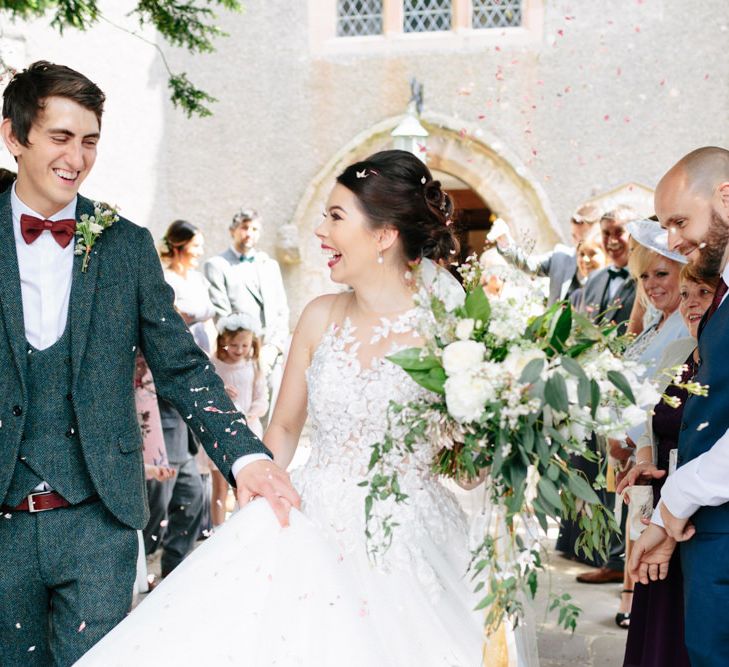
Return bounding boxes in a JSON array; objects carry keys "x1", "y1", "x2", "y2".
[{"x1": 0, "y1": 501, "x2": 137, "y2": 666}]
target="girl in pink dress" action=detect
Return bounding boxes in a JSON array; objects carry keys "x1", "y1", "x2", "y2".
[{"x1": 210, "y1": 314, "x2": 269, "y2": 526}]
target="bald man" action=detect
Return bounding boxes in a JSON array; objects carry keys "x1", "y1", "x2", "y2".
[{"x1": 630, "y1": 146, "x2": 729, "y2": 667}]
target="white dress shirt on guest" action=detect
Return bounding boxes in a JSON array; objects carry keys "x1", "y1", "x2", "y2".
[
  {"x1": 652, "y1": 262, "x2": 729, "y2": 527},
  {"x1": 11, "y1": 184, "x2": 76, "y2": 350}
]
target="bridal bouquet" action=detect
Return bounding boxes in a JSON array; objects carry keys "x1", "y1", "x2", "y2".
[{"x1": 363, "y1": 257, "x2": 661, "y2": 632}]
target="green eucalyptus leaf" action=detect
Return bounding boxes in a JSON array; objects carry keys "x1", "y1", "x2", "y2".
[
  {"x1": 607, "y1": 370, "x2": 637, "y2": 404},
  {"x1": 537, "y1": 477, "x2": 562, "y2": 513},
  {"x1": 519, "y1": 358, "x2": 545, "y2": 384},
  {"x1": 465, "y1": 287, "x2": 491, "y2": 323},
  {"x1": 544, "y1": 373, "x2": 569, "y2": 413},
  {"x1": 387, "y1": 348, "x2": 440, "y2": 371},
  {"x1": 567, "y1": 473, "x2": 601, "y2": 505}
]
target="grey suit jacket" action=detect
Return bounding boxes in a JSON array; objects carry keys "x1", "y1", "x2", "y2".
[
  {"x1": 499, "y1": 243, "x2": 578, "y2": 305},
  {"x1": 0, "y1": 192, "x2": 269, "y2": 529},
  {"x1": 204, "y1": 248, "x2": 289, "y2": 351},
  {"x1": 576, "y1": 265, "x2": 636, "y2": 328}
]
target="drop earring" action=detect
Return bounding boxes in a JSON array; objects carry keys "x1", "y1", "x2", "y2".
[{"x1": 376, "y1": 250, "x2": 384, "y2": 265}]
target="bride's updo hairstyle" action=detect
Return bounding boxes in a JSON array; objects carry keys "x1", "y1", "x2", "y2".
[{"x1": 336, "y1": 149, "x2": 458, "y2": 262}]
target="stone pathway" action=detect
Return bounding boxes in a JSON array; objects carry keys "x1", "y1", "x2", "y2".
[{"x1": 535, "y1": 550, "x2": 627, "y2": 667}]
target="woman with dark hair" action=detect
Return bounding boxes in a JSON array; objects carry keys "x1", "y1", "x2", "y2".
[
  {"x1": 159, "y1": 219, "x2": 215, "y2": 354},
  {"x1": 80, "y1": 150, "x2": 521, "y2": 666}
]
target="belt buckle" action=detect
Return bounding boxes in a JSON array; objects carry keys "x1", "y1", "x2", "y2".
[{"x1": 27, "y1": 491, "x2": 54, "y2": 513}]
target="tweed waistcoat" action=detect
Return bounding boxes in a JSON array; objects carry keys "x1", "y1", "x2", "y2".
[
  {"x1": 4, "y1": 324, "x2": 95, "y2": 506},
  {"x1": 677, "y1": 298, "x2": 729, "y2": 532}
]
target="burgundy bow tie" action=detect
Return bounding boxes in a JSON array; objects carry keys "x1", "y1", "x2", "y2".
[{"x1": 20, "y1": 214, "x2": 76, "y2": 248}]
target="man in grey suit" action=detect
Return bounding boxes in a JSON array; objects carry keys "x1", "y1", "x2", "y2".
[
  {"x1": 0, "y1": 62, "x2": 298, "y2": 666},
  {"x1": 204, "y1": 209, "x2": 290, "y2": 410},
  {"x1": 574, "y1": 205, "x2": 638, "y2": 329},
  {"x1": 494, "y1": 202, "x2": 602, "y2": 305}
]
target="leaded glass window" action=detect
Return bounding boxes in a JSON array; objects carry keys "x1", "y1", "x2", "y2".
[
  {"x1": 472, "y1": 0, "x2": 522, "y2": 29},
  {"x1": 336, "y1": 0, "x2": 384, "y2": 37},
  {"x1": 403, "y1": 0, "x2": 452, "y2": 33}
]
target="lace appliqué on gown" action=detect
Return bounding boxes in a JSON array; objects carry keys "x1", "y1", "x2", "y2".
[{"x1": 295, "y1": 311, "x2": 468, "y2": 599}]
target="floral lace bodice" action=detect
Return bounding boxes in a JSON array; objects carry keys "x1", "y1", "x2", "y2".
[
  {"x1": 292, "y1": 309, "x2": 468, "y2": 594},
  {"x1": 303, "y1": 311, "x2": 433, "y2": 478}
]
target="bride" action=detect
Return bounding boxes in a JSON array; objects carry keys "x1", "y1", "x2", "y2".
[{"x1": 78, "y1": 150, "x2": 522, "y2": 666}]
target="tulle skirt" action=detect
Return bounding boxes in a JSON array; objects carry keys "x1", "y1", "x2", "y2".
[{"x1": 77, "y1": 499, "x2": 485, "y2": 666}]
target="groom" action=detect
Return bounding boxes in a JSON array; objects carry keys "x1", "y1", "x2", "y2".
[
  {"x1": 0, "y1": 61, "x2": 298, "y2": 666},
  {"x1": 630, "y1": 146, "x2": 729, "y2": 667}
]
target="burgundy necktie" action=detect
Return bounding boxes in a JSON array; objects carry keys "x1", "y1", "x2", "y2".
[{"x1": 20, "y1": 213, "x2": 76, "y2": 248}]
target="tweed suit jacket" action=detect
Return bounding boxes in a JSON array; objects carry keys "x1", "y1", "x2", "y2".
[
  {"x1": 204, "y1": 248, "x2": 289, "y2": 351},
  {"x1": 576, "y1": 265, "x2": 636, "y2": 328},
  {"x1": 499, "y1": 243, "x2": 578, "y2": 305},
  {"x1": 0, "y1": 192, "x2": 269, "y2": 529}
]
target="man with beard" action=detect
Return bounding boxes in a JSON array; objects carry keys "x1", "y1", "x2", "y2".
[{"x1": 630, "y1": 146, "x2": 729, "y2": 667}]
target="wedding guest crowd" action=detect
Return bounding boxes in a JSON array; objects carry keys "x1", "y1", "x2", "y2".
[
  {"x1": 128, "y1": 148, "x2": 729, "y2": 667},
  {"x1": 136, "y1": 208, "x2": 290, "y2": 582}
]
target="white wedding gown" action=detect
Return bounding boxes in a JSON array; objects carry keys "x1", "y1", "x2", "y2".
[{"x1": 78, "y1": 307, "x2": 524, "y2": 667}]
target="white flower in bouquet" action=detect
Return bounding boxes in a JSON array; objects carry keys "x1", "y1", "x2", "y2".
[
  {"x1": 633, "y1": 379, "x2": 662, "y2": 408},
  {"x1": 622, "y1": 404, "x2": 648, "y2": 429},
  {"x1": 502, "y1": 346, "x2": 547, "y2": 380},
  {"x1": 444, "y1": 371, "x2": 492, "y2": 423},
  {"x1": 88, "y1": 221, "x2": 104, "y2": 235},
  {"x1": 442, "y1": 340, "x2": 485, "y2": 376},
  {"x1": 455, "y1": 318, "x2": 475, "y2": 341}
]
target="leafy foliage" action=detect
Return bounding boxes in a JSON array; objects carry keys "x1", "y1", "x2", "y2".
[
  {"x1": 0, "y1": 0, "x2": 242, "y2": 117},
  {"x1": 361, "y1": 257, "x2": 659, "y2": 634}
]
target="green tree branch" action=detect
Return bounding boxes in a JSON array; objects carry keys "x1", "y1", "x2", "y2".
[{"x1": 0, "y1": 0, "x2": 242, "y2": 117}]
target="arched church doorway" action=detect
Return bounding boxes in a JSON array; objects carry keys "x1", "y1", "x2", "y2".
[{"x1": 281, "y1": 113, "x2": 558, "y2": 319}]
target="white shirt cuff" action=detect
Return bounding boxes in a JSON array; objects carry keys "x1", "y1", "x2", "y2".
[
  {"x1": 650, "y1": 502, "x2": 665, "y2": 528},
  {"x1": 659, "y1": 458, "x2": 704, "y2": 519},
  {"x1": 231, "y1": 453, "x2": 272, "y2": 480}
]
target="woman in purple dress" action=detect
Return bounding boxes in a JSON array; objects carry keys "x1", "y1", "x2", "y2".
[{"x1": 620, "y1": 263, "x2": 720, "y2": 666}]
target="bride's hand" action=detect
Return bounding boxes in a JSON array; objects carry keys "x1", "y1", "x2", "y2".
[{"x1": 235, "y1": 459, "x2": 301, "y2": 527}]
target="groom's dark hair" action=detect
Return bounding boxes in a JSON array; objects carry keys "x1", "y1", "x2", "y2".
[{"x1": 2, "y1": 60, "x2": 105, "y2": 146}]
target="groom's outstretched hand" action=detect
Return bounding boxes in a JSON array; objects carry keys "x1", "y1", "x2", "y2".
[{"x1": 235, "y1": 460, "x2": 301, "y2": 527}]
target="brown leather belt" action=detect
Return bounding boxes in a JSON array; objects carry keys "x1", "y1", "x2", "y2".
[{"x1": 1, "y1": 490, "x2": 99, "y2": 513}]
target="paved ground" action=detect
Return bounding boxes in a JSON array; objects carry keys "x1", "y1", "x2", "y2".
[{"x1": 534, "y1": 550, "x2": 626, "y2": 667}]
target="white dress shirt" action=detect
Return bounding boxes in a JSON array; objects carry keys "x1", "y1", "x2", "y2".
[
  {"x1": 11, "y1": 184, "x2": 77, "y2": 350},
  {"x1": 652, "y1": 262, "x2": 729, "y2": 527}
]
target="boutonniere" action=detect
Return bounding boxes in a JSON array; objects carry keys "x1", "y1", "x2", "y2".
[{"x1": 74, "y1": 202, "x2": 120, "y2": 272}]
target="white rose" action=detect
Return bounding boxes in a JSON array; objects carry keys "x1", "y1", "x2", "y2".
[
  {"x1": 445, "y1": 372, "x2": 491, "y2": 423},
  {"x1": 502, "y1": 347, "x2": 546, "y2": 380},
  {"x1": 88, "y1": 222, "x2": 104, "y2": 235},
  {"x1": 442, "y1": 340, "x2": 485, "y2": 376},
  {"x1": 455, "y1": 318, "x2": 475, "y2": 341}
]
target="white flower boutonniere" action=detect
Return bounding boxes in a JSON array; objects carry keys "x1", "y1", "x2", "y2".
[{"x1": 75, "y1": 202, "x2": 120, "y2": 272}]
